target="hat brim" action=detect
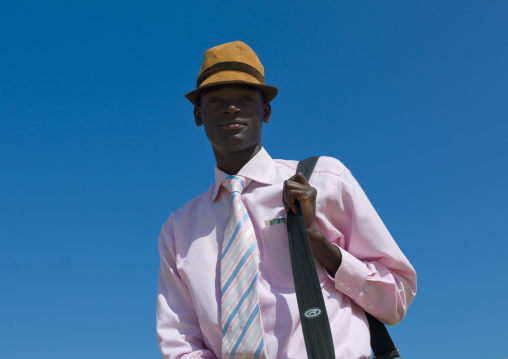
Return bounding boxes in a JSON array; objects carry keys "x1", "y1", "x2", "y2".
[{"x1": 185, "y1": 80, "x2": 278, "y2": 105}]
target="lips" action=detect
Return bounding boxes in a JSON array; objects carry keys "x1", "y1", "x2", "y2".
[{"x1": 219, "y1": 120, "x2": 247, "y2": 129}]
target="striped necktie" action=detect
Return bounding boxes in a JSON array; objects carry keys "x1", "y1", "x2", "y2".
[{"x1": 221, "y1": 175, "x2": 268, "y2": 359}]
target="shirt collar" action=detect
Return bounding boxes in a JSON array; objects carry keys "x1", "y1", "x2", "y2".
[{"x1": 211, "y1": 147, "x2": 277, "y2": 201}]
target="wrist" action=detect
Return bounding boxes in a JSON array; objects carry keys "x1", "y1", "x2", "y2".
[
  {"x1": 307, "y1": 228, "x2": 342, "y2": 275},
  {"x1": 306, "y1": 226, "x2": 326, "y2": 243}
]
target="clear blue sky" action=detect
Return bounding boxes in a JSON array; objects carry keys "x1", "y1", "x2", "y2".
[{"x1": 1, "y1": 1, "x2": 507, "y2": 358}]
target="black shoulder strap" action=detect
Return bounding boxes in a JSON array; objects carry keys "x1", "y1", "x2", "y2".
[
  {"x1": 287, "y1": 156, "x2": 335, "y2": 359},
  {"x1": 366, "y1": 312, "x2": 401, "y2": 358},
  {"x1": 288, "y1": 157, "x2": 401, "y2": 359},
  {"x1": 296, "y1": 156, "x2": 320, "y2": 180}
]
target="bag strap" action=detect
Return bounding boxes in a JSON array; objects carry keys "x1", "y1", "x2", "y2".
[
  {"x1": 365, "y1": 312, "x2": 400, "y2": 358},
  {"x1": 287, "y1": 156, "x2": 401, "y2": 359},
  {"x1": 287, "y1": 157, "x2": 335, "y2": 358}
]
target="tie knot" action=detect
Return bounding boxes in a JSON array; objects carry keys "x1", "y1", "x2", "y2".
[{"x1": 222, "y1": 175, "x2": 249, "y2": 194}]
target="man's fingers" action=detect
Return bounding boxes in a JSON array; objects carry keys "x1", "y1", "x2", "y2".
[
  {"x1": 287, "y1": 172, "x2": 309, "y2": 185},
  {"x1": 283, "y1": 182, "x2": 298, "y2": 213},
  {"x1": 283, "y1": 180, "x2": 298, "y2": 213},
  {"x1": 283, "y1": 174, "x2": 314, "y2": 214},
  {"x1": 284, "y1": 187, "x2": 314, "y2": 213},
  {"x1": 284, "y1": 180, "x2": 310, "y2": 193},
  {"x1": 283, "y1": 203, "x2": 289, "y2": 213}
]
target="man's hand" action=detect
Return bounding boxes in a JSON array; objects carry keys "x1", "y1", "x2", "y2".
[
  {"x1": 282, "y1": 172, "x2": 342, "y2": 275},
  {"x1": 283, "y1": 172, "x2": 318, "y2": 230}
]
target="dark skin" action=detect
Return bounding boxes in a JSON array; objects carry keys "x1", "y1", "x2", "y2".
[
  {"x1": 194, "y1": 84, "x2": 342, "y2": 275},
  {"x1": 283, "y1": 173, "x2": 342, "y2": 275},
  {"x1": 194, "y1": 84, "x2": 271, "y2": 175}
]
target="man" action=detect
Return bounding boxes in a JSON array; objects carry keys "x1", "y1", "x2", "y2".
[{"x1": 156, "y1": 41, "x2": 416, "y2": 358}]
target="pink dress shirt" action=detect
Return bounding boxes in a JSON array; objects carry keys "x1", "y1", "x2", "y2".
[{"x1": 156, "y1": 148, "x2": 416, "y2": 359}]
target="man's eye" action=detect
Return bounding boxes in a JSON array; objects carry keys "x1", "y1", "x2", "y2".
[
  {"x1": 208, "y1": 98, "x2": 220, "y2": 103},
  {"x1": 241, "y1": 97, "x2": 253, "y2": 102}
]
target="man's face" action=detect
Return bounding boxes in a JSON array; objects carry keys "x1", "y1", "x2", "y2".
[{"x1": 194, "y1": 84, "x2": 271, "y2": 156}]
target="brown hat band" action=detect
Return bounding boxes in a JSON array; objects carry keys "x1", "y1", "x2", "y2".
[{"x1": 196, "y1": 61, "x2": 265, "y2": 87}]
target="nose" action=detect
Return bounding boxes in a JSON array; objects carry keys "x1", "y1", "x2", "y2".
[{"x1": 224, "y1": 103, "x2": 240, "y2": 114}]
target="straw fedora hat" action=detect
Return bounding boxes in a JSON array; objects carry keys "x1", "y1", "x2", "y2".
[{"x1": 185, "y1": 41, "x2": 278, "y2": 105}]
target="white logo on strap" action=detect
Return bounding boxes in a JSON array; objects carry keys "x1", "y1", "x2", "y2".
[{"x1": 303, "y1": 307, "x2": 322, "y2": 319}]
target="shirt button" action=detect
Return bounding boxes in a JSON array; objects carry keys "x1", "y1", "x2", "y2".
[
  {"x1": 368, "y1": 304, "x2": 374, "y2": 310},
  {"x1": 338, "y1": 281, "x2": 344, "y2": 287},
  {"x1": 345, "y1": 286, "x2": 351, "y2": 292}
]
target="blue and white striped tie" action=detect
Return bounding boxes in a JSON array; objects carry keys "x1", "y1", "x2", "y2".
[{"x1": 221, "y1": 175, "x2": 268, "y2": 359}]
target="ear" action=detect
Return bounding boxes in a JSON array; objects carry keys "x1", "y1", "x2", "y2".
[
  {"x1": 263, "y1": 101, "x2": 271, "y2": 124},
  {"x1": 194, "y1": 105, "x2": 203, "y2": 127}
]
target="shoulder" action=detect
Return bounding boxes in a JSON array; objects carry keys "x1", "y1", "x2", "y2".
[
  {"x1": 165, "y1": 183, "x2": 215, "y2": 226},
  {"x1": 159, "y1": 184, "x2": 216, "y2": 252},
  {"x1": 313, "y1": 156, "x2": 350, "y2": 177},
  {"x1": 273, "y1": 156, "x2": 350, "y2": 178}
]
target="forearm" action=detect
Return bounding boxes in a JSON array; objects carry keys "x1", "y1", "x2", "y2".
[
  {"x1": 157, "y1": 222, "x2": 219, "y2": 359},
  {"x1": 332, "y1": 248, "x2": 416, "y2": 325},
  {"x1": 157, "y1": 264, "x2": 219, "y2": 358},
  {"x1": 327, "y1": 168, "x2": 416, "y2": 324},
  {"x1": 307, "y1": 227, "x2": 342, "y2": 275},
  {"x1": 307, "y1": 227, "x2": 415, "y2": 325}
]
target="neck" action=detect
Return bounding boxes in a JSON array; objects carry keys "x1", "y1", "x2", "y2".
[{"x1": 213, "y1": 144, "x2": 262, "y2": 175}]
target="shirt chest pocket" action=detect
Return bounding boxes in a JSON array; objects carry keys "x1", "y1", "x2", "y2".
[{"x1": 260, "y1": 218, "x2": 327, "y2": 289}]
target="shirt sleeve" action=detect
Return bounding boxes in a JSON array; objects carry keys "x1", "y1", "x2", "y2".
[
  {"x1": 325, "y1": 169, "x2": 417, "y2": 325},
  {"x1": 156, "y1": 217, "x2": 218, "y2": 359}
]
